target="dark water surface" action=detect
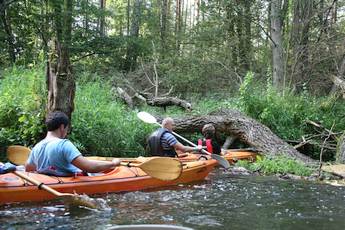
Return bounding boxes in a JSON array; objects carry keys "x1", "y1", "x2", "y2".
[{"x1": 1, "y1": 169, "x2": 345, "y2": 230}]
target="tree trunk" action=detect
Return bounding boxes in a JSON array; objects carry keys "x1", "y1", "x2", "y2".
[
  {"x1": 290, "y1": 0, "x2": 313, "y2": 91},
  {"x1": 127, "y1": 0, "x2": 130, "y2": 35},
  {"x1": 130, "y1": 0, "x2": 141, "y2": 37},
  {"x1": 1, "y1": 7, "x2": 16, "y2": 63},
  {"x1": 99, "y1": 0, "x2": 106, "y2": 36},
  {"x1": 235, "y1": 2, "x2": 245, "y2": 72},
  {"x1": 329, "y1": 55, "x2": 345, "y2": 97},
  {"x1": 160, "y1": 0, "x2": 168, "y2": 54},
  {"x1": 270, "y1": 0, "x2": 285, "y2": 90},
  {"x1": 226, "y1": 2, "x2": 237, "y2": 67},
  {"x1": 195, "y1": 0, "x2": 200, "y2": 24},
  {"x1": 84, "y1": 0, "x2": 89, "y2": 36},
  {"x1": 173, "y1": 109, "x2": 316, "y2": 165},
  {"x1": 243, "y1": 0, "x2": 251, "y2": 70},
  {"x1": 146, "y1": 97, "x2": 192, "y2": 111},
  {"x1": 175, "y1": 0, "x2": 182, "y2": 51},
  {"x1": 47, "y1": 42, "x2": 75, "y2": 119},
  {"x1": 47, "y1": 0, "x2": 75, "y2": 120}
]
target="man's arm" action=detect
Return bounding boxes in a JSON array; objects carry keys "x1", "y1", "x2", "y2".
[
  {"x1": 25, "y1": 151, "x2": 36, "y2": 172},
  {"x1": 25, "y1": 163, "x2": 36, "y2": 172},
  {"x1": 173, "y1": 142, "x2": 202, "y2": 153},
  {"x1": 72, "y1": 156, "x2": 121, "y2": 173}
]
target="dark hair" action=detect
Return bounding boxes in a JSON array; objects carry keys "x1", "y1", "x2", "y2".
[
  {"x1": 45, "y1": 111, "x2": 69, "y2": 131},
  {"x1": 202, "y1": 124, "x2": 216, "y2": 139}
]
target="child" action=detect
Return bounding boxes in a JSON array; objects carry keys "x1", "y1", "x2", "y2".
[{"x1": 197, "y1": 124, "x2": 221, "y2": 155}]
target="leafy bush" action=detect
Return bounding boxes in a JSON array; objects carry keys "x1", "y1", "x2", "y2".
[
  {"x1": 0, "y1": 66, "x2": 156, "y2": 157},
  {"x1": 70, "y1": 81, "x2": 154, "y2": 157},
  {"x1": 0, "y1": 65, "x2": 46, "y2": 147},
  {"x1": 238, "y1": 72, "x2": 345, "y2": 159},
  {"x1": 236, "y1": 155, "x2": 314, "y2": 176}
]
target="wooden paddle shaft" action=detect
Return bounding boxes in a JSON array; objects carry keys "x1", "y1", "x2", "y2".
[
  {"x1": 171, "y1": 130, "x2": 212, "y2": 156},
  {"x1": 120, "y1": 162, "x2": 141, "y2": 167},
  {"x1": 13, "y1": 171, "x2": 70, "y2": 197},
  {"x1": 155, "y1": 122, "x2": 230, "y2": 169}
]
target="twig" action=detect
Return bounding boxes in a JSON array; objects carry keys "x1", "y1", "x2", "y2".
[
  {"x1": 318, "y1": 123, "x2": 335, "y2": 178},
  {"x1": 140, "y1": 59, "x2": 155, "y2": 86}
]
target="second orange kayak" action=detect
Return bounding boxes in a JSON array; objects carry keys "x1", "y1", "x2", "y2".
[{"x1": 178, "y1": 149, "x2": 258, "y2": 164}]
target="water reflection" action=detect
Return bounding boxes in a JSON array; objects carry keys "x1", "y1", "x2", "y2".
[{"x1": 2, "y1": 169, "x2": 345, "y2": 230}]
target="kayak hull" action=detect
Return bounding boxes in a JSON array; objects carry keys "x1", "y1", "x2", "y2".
[{"x1": 0, "y1": 160, "x2": 217, "y2": 204}]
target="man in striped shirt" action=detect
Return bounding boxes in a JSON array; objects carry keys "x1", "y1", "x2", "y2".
[{"x1": 147, "y1": 117, "x2": 202, "y2": 157}]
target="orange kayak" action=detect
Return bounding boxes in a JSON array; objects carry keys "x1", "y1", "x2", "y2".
[
  {"x1": 88, "y1": 150, "x2": 257, "y2": 166},
  {"x1": 178, "y1": 149, "x2": 258, "y2": 164},
  {"x1": 0, "y1": 159, "x2": 217, "y2": 204}
]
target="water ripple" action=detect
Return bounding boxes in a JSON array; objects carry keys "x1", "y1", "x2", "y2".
[{"x1": 2, "y1": 170, "x2": 345, "y2": 230}]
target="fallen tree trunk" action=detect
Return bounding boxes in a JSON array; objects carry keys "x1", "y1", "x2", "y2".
[
  {"x1": 330, "y1": 75, "x2": 345, "y2": 99},
  {"x1": 173, "y1": 109, "x2": 316, "y2": 165},
  {"x1": 146, "y1": 97, "x2": 192, "y2": 111},
  {"x1": 114, "y1": 86, "x2": 192, "y2": 111},
  {"x1": 116, "y1": 87, "x2": 133, "y2": 108}
]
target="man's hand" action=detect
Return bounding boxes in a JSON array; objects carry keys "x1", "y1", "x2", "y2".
[
  {"x1": 112, "y1": 159, "x2": 121, "y2": 167},
  {"x1": 193, "y1": 145, "x2": 203, "y2": 153}
]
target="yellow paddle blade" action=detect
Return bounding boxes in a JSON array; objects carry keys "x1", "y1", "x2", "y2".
[
  {"x1": 137, "y1": 111, "x2": 158, "y2": 124},
  {"x1": 125, "y1": 157, "x2": 183, "y2": 181},
  {"x1": 7, "y1": 145, "x2": 31, "y2": 165},
  {"x1": 88, "y1": 156, "x2": 182, "y2": 180}
]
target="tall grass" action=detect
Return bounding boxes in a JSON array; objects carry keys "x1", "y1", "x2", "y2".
[
  {"x1": 236, "y1": 155, "x2": 314, "y2": 176},
  {"x1": 238, "y1": 72, "x2": 345, "y2": 159},
  {"x1": 0, "y1": 66, "x2": 155, "y2": 157},
  {"x1": 70, "y1": 82, "x2": 154, "y2": 156},
  {"x1": 0, "y1": 66, "x2": 46, "y2": 147}
]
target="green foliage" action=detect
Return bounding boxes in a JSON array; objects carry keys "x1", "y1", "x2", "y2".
[
  {"x1": 236, "y1": 155, "x2": 314, "y2": 176},
  {"x1": 70, "y1": 81, "x2": 154, "y2": 157},
  {"x1": 0, "y1": 66, "x2": 156, "y2": 157},
  {"x1": 0, "y1": 65, "x2": 344, "y2": 162},
  {"x1": 191, "y1": 97, "x2": 239, "y2": 115},
  {"x1": 238, "y1": 72, "x2": 345, "y2": 159},
  {"x1": 72, "y1": 36, "x2": 152, "y2": 74},
  {"x1": 0, "y1": 66, "x2": 46, "y2": 146},
  {"x1": 162, "y1": 53, "x2": 240, "y2": 98}
]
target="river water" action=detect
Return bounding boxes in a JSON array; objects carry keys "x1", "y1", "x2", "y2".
[{"x1": 1, "y1": 169, "x2": 345, "y2": 230}]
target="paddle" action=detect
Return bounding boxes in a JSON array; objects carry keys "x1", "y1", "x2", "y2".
[
  {"x1": 7, "y1": 146, "x2": 182, "y2": 181},
  {"x1": 120, "y1": 157, "x2": 182, "y2": 180},
  {"x1": 6, "y1": 146, "x2": 101, "y2": 209},
  {"x1": 7, "y1": 145, "x2": 31, "y2": 166},
  {"x1": 12, "y1": 170, "x2": 99, "y2": 209},
  {"x1": 137, "y1": 111, "x2": 230, "y2": 169}
]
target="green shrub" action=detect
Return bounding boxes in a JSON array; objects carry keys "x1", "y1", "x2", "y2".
[
  {"x1": 238, "y1": 72, "x2": 345, "y2": 159},
  {"x1": 236, "y1": 155, "x2": 314, "y2": 176},
  {"x1": 0, "y1": 66, "x2": 158, "y2": 157},
  {"x1": 70, "y1": 81, "x2": 155, "y2": 157},
  {"x1": 0, "y1": 65, "x2": 46, "y2": 147}
]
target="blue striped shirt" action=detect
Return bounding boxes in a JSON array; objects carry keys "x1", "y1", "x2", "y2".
[{"x1": 161, "y1": 131, "x2": 177, "y2": 150}]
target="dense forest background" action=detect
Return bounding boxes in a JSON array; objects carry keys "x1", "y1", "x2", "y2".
[{"x1": 1, "y1": 0, "x2": 345, "y2": 160}]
